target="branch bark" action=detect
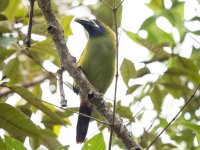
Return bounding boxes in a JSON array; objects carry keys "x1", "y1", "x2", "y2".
[{"x1": 36, "y1": 0, "x2": 142, "y2": 149}]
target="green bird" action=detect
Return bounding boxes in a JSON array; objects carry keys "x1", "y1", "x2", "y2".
[{"x1": 73, "y1": 18, "x2": 116, "y2": 143}]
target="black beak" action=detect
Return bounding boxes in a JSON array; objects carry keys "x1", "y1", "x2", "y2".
[
  {"x1": 75, "y1": 18, "x2": 98, "y2": 29},
  {"x1": 75, "y1": 18, "x2": 102, "y2": 38}
]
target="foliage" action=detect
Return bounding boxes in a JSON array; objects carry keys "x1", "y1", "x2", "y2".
[{"x1": 0, "y1": 0, "x2": 200, "y2": 149}]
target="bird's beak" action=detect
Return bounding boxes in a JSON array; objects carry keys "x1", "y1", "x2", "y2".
[{"x1": 75, "y1": 18, "x2": 99, "y2": 28}]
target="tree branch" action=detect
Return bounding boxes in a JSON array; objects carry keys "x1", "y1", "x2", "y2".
[
  {"x1": 24, "y1": 0, "x2": 35, "y2": 47},
  {"x1": 36, "y1": 0, "x2": 142, "y2": 149}
]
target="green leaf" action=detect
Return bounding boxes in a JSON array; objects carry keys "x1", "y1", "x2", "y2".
[
  {"x1": 4, "y1": 0, "x2": 21, "y2": 19},
  {"x1": 136, "y1": 67, "x2": 150, "y2": 78},
  {"x1": 30, "y1": 39, "x2": 60, "y2": 66},
  {"x1": 125, "y1": 30, "x2": 170, "y2": 59},
  {"x1": 181, "y1": 121, "x2": 200, "y2": 134},
  {"x1": 146, "y1": 22, "x2": 174, "y2": 45},
  {"x1": 30, "y1": 39, "x2": 58, "y2": 56},
  {"x1": 126, "y1": 84, "x2": 141, "y2": 95},
  {"x1": 159, "y1": 143, "x2": 177, "y2": 150},
  {"x1": 0, "y1": 0, "x2": 9, "y2": 12},
  {"x1": 167, "y1": 56, "x2": 200, "y2": 84},
  {"x1": 0, "y1": 103, "x2": 40, "y2": 137},
  {"x1": 140, "y1": 16, "x2": 157, "y2": 30},
  {"x1": 116, "y1": 101, "x2": 133, "y2": 119},
  {"x1": 82, "y1": 133, "x2": 106, "y2": 150},
  {"x1": 120, "y1": 58, "x2": 136, "y2": 87},
  {"x1": 4, "y1": 135, "x2": 27, "y2": 150},
  {"x1": 39, "y1": 128, "x2": 62, "y2": 150},
  {"x1": 57, "y1": 145, "x2": 70, "y2": 150},
  {"x1": 2, "y1": 57, "x2": 21, "y2": 84},
  {"x1": 147, "y1": 0, "x2": 164, "y2": 14},
  {"x1": 32, "y1": 84, "x2": 42, "y2": 99},
  {"x1": 197, "y1": 133, "x2": 200, "y2": 145},
  {"x1": 0, "y1": 137, "x2": 6, "y2": 150},
  {"x1": 93, "y1": 0, "x2": 122, "y2": 30},
  {"x1": 161, "y1": 82, "x2": 187, "y2": 98},
  {"x1": 0, "y1": 47, "x2": 15, "y2": 60},
  {"x1": 7, "y1": 86, "x2": 66, "y2": 126},
  {"x1": 60, "y1": 15, "x2": 73, "y2": 38},
  {"x1": 31, "y1": 22, "x2": 48, "y2": 35},
  {"x1": 0, "y1": 14, "x2": 7, "y2": 21},
  {"x1": 149, "y1": 85, "x2": 165, "y2": 111},
  {"x1": 124, "y1": 30, "x2": 141, "y2": 45}
]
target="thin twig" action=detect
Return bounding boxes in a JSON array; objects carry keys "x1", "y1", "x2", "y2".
[
  {"x1": 116, "y1": 0, "x2": 125, "y2": 9},
  {"x1": 108, "y1": 1, "x2": 119, "y2": 149},
  {"x1": 38, "y1": 98, "x2": 110, "y2": 126},
  {"x1": 103, "y1": 95, "x2": 114, "y2": 102},
  {"x1": 140, "y1": 110, "x2": 161, "y2": 145},
  {"x1": 145, "y1": 110, "x2": 161, "y2": 133},
  {"x1": 189, "y1": 34, "x2": 200, "y2": 45},
  {"x1": 124, "y1": 106, "x2": 145, "y2": 126},
  {"x1": 24, "y1": 0, "x2": 35, "y2": 47},
  {"x1": 146, "y1": 83, "x2": 200, "y2": 149},
  {"x1": 57, "y1": 68, "x2": 67, "y2": 107}
]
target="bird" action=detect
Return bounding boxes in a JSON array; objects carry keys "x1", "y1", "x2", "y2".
[{"x1": 73, "y1": 18, "x2": 116, "y2": 143}]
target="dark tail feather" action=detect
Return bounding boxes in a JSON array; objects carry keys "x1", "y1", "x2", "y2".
[{"x1": 76, "y1": 105, "x2": 91, "y2": 143}]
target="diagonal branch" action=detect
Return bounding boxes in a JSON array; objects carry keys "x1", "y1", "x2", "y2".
[
  {"x1": 36, "y1": 0, "x2": 142, "y2": 149},
  {"x1": 146, "y1": 83, "x2": 200, "y2": 149}
]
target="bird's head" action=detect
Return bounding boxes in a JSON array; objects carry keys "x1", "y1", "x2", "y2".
[{"x1": 75, "y1": 18, "x2": 108, "y2": 38}]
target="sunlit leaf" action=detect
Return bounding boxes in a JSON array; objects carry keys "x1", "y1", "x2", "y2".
[
  {"x1": 120, "y1": 58, "x2": 136, "y2": 87},
  {"x1": 60, "y1": 15, "x2": 73, "y2": 38},
  {"x1": 32, "y1": 84, "x2": 42, "y2": 99},
  {"x1": 181, "y1": 121, "x2": 200, "y2": 134},
  {"x1": 140, "y1": 16, "x2": 157, "y2": 30},
  {"x1": 124, "y1": 30, "x2": 141, "y2": 45},
  {"x1": 4, "y1": 0, "x2": 21, "y2": 19},
  {"x1": 196, "y1": 133, "x2": 200, "y2": 145},
  {"x1": 7, "y1": 86, "x2": 66, "y2": 126},
  {"x1": 147, "y1": 0, "x2": 164, "y2": 14},
  {"x1": 82, "y1": 132, "x2": 106, "y2": 150},
  {"x1": 0, "y1": 103, "x2": 40, "y2": 137},
  {"x1": 4, "y1": 135, "x2": 26, "y2": 150}
]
